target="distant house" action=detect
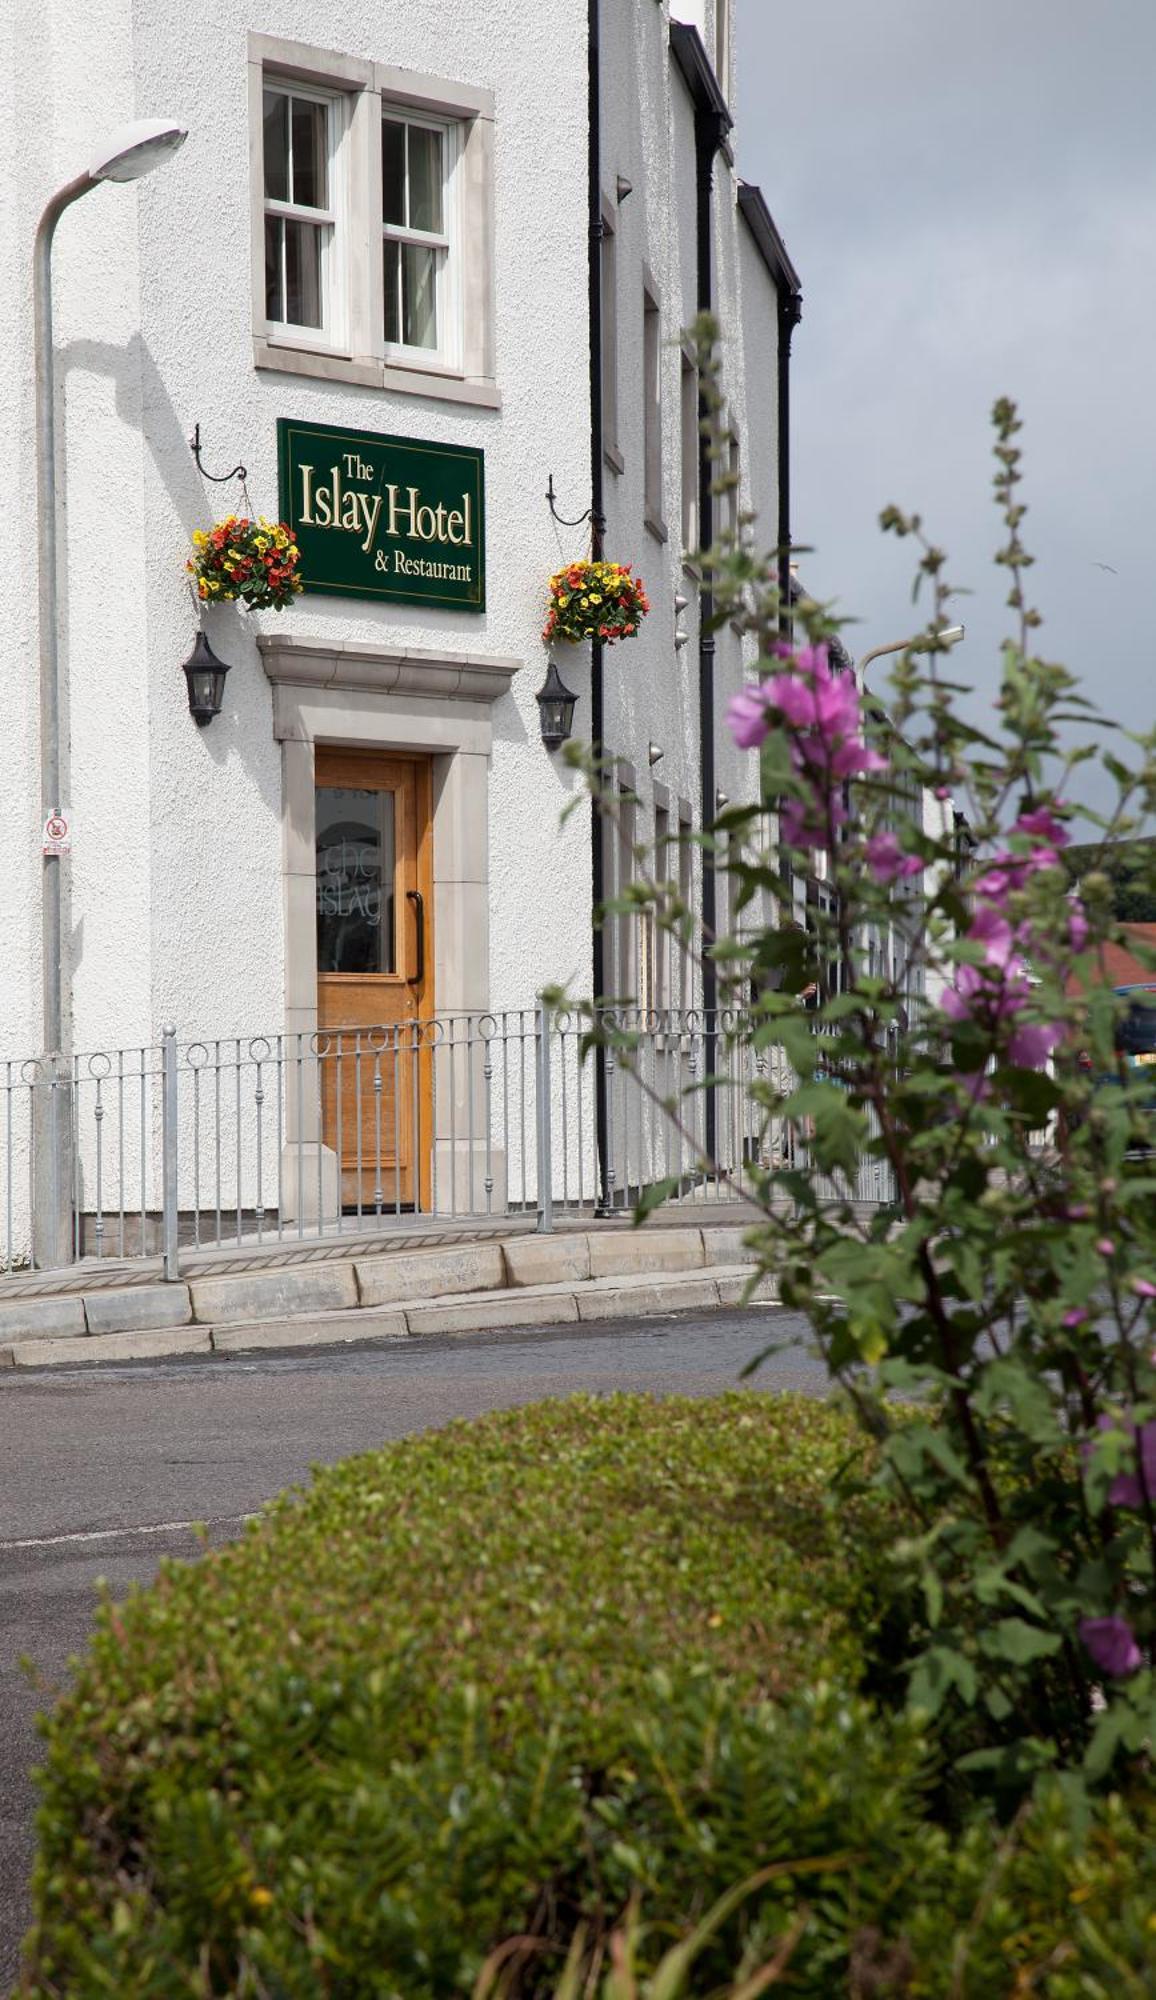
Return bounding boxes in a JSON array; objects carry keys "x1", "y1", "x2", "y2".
[{"x1": 1065, "y1": 924, "x2": 1156, "y2": 997}]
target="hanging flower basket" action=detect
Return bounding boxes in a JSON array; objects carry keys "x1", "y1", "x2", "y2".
[
  {"x1": 187, "y1": 516, "x2": 303, "y2": 612},
  {"x1": 543, "y1": 560, "x2": 650, "y2": 646}
]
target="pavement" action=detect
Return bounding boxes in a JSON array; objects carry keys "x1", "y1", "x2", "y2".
[{"x1": 0, "y1": 1302, "x2": 823, "y2": 1990}]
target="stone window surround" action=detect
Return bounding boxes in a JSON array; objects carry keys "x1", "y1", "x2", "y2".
[
  {"x1": 642, "y1": 265, "x2": 668, "y2": 545},
  {"x1": 248, "y1": 34, "x2": 499, "y2": 410}
]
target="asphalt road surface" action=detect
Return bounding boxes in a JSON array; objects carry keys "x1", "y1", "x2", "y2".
[{"x1": 0, "y1": 1304, "x2": 823, "y2": 1987}]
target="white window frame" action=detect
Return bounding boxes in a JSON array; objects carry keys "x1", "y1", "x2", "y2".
[
  {"x1": 260, "y1": 78, "x2": 348, "y2": 352},
  {"x1": 380, "y1": 108, "x2": 463, "y2": 372},
  {"x1": 248, "y1": 36, "x2": 498, "y2": 408}
]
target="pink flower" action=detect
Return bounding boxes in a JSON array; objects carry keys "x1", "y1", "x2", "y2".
[
  {"x1": 1015, "y1": 806, "x2": 1070, "y2": 849},
  {"x1": 942, "y1": 960, "x2": 1031, "y2": 1028},
  {"x1": 1079, "y1": 1615, "x2": 1142, "y2": 1678},
  {"x1": 971, "y1": 846, "x2": 1061, "y2": 904},
  {"x1": 742, "y1": 644, "x2": 885, "y2": 857},
  {"x1": 955, "y1": 1070, "x2": 992, "y2": 1104},
  {"x1": 727, "y1": 684, "x2": 772, "y2": 749},
  {"x1": 1068, "y1": 898, "x2": 1089, "y2": 952},
  {"x1": 1084, "y1": 1415, "x2": 1156, "y2": 1509},
  {"x1": 1007, "y1": 1021, "x2": 1063, "y2": 1069},
  {"x1": 1097, "y1": 1238, "x2": 1115, "y2": 1258},
  {"x1": 779, "y1": 795, "x2": 841, "y2": 850},
  {"x1": 864, "y1": 832, "x2": 923, "y2": 884},
  {"x1": 1063, "y1": 1306, "x2": 1089, "y2": 1327},
  {"x1": 1133, "y1": 1278, "x2": 1156, "y2": 1299},
  {"x1": 765, "y1": 670, "x2": 829, "y2": 731},
  {"x1": 1109, "y1": 1421, "x2": 1156, "y2": 1508},
  {"x1": 969, "y1": 907, "x2": 1019, "y2": 971},
  {"x1": 972, "y1": 860, "x2": 1016, "y2": 903}
]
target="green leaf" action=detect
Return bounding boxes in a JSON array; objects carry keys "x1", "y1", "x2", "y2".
[
  {"x1": 979, "y1": 1618, "x2": 1062, "y2": 1665},
  {"x1": 908, "y1": 1644, "x2": 978, "y2": 1716},
  {"x1": 632, "y1": 1179, "x2": 680, "y2": 1226}
]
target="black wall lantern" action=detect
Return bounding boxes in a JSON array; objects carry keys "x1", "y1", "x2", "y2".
[
  {"x1": 535, "y1": 660, "x2": 578, "y2": 751},
  {"x1": 181, "y1": 629, "x2": 231, "y2": 727}
]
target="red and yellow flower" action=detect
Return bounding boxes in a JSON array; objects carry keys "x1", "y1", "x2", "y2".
[
  {"x1": 543, "y1": 559, "x2": 649, "y2": 647},
  {"x1": 188, "y1": 516, "x2": 303, "y2": 613}
]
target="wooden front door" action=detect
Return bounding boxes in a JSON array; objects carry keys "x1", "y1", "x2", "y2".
[{"x1": 315, "y1": 748, "x2": 433, "y2": 1210}]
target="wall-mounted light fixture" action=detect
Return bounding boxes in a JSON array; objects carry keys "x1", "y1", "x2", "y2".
[
  {"x1": 181, "y1": 629, "x2": 231, "y2": 727},
  {"x1": 535, "y1": 660, "x2": 578, "y2": 751}
]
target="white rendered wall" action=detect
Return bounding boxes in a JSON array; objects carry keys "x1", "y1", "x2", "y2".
[
  {"x1": 2, "y1": 0, "x2": 780, "y2": 1070},
  {"x1": 5, "y1": 0, "x2": 591, "y2": 1069},
  {"x1": 598, "y1": 1, "x2": 781, "y2": 983}
]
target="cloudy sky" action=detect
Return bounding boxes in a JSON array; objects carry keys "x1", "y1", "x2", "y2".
[{"x1": 736, "y1": 0, "x2": 1156, "y2": 819}]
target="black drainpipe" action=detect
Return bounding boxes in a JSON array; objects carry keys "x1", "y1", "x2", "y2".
[
  {"x1": 588, "y1": 0, "x2": 610, "y2": 1206},
  {"x1": 777, "y1": 288, "x2": 801, "y2": 641},
  {"x1": 776, "y1": 282, "x2": 801, "y2": 926},
  {"x1": 694, "y1": 103, "x2": 727, "y2": 1161}
]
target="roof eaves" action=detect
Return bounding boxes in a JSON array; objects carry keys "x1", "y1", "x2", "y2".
[
  {"x1": 669, "y1": 21, "x2": 732, "y2": 131},
  {"x1": 737, "y1": 181, "x2": 802, "y2": 317}
]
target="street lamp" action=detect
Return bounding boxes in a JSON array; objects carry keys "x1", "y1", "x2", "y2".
[
  {"x1": 855, "y1": 624, "x2": 965, "y2": 694},
  {"x1": 33, "y1": 118, "x2": 188, "y2": 1267}
]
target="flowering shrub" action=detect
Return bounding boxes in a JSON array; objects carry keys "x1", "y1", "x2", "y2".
[
  {"x1": 543, "y1": 559, "x2": 649, "y2": 646},
  {"x1": 572, "y1": 332, "x2": 1156, "y2": 1813},
  {"x1": 188, "y1": 516, "x2": 303, "y2": 611}
]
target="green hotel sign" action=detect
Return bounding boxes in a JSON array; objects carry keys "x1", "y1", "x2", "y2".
[{"x1": 276, "y1": 419, "x2": 485, "y2": 611}]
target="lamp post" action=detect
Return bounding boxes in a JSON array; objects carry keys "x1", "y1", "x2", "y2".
[
  {"x1": 855, "y1": 623, "x2": 965, "y2": 694},
  {"x1": 33, "y1": 118, "x2": 187, "y2": 1267}
]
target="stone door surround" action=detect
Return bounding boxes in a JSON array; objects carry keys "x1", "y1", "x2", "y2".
[
  {"x1": 259, "y1": 633, "x2": 517, "y2": 1039},
  {"x1": 258, "y1": 634, "x2": 519, "y2": 1218}
]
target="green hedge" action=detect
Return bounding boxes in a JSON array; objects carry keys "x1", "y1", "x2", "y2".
[{"x1": 18, "y1": 1393, "x2": 1156, "y2": 1996}]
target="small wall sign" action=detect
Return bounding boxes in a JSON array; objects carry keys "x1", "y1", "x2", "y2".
[
  {"x1": 277, "y1": 419, "x2": 485, "y2": 612},
  {"x1": 42, "y1": 809, "x2": 71, "y2": 856}
]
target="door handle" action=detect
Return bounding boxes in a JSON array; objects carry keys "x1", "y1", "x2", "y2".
[{"x1": 406, "y1": 889, "x2": 425, "y2": 987}]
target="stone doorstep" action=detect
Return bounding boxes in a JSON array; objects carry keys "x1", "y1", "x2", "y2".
[{"x1": 0, "y1": 1266, "x2": 778, "y2": 1368}]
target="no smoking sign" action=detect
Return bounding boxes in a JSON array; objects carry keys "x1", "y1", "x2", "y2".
[{"x1": 42, "y1": 810, "x2": 72, "y2": 857}]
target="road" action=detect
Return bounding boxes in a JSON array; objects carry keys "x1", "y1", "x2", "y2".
[{"x1": 0, "y1": 1304, "x2": 822, "y2": 1987}]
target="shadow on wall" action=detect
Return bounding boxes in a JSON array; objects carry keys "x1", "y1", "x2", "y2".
[{"x1": 57, "y1": 330, "x2": 274, "y2": 783}]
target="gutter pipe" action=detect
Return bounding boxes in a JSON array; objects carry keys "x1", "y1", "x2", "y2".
[{"x1": 587, "y1": 0, "x2": 610, "y2": 1205}]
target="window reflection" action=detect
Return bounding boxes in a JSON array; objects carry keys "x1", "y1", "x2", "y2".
[{"x1": 315, "y1": 787, "x2": 396, "y2": 974}]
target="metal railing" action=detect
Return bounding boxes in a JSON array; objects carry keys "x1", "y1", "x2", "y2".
[{"x1": 0, "y1": 1006, "x2": 898, "y2": 1277}]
